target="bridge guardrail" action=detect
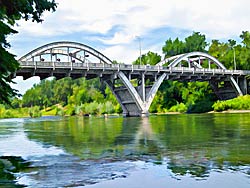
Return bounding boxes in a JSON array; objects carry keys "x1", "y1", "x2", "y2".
[{"x1": 18, "y1": 61, "x2": 250, "y2": 76}]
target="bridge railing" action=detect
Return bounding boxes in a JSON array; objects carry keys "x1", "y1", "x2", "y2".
[{"x1": 18, "y1": 61, "x2": 250, "y2": 76}]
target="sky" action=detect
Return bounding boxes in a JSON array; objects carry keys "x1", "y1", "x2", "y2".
[{"x1": 9, "y1": 0, "x2": 250, "y2": 95}]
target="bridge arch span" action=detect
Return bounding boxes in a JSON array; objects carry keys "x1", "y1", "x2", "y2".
[
  {"x1": 19, "y1": 41, "x2": 113, "y2": 64},
  {"x1": 157, "y1": 51, "x2": 243, "y2": 99},
  {"x1": 157, "y1": 52, "x2": 226, "y2": 70}
]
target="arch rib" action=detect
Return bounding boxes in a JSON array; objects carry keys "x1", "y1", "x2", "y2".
[
  {"x1": 157, "y1": 54, "x2": 183, "y2": 66},
  {"x1": 168, "y1": 52, "x2": 227, "y2": 69},
  {"x1": 19, "y1": 41, "x2": 113, "y2": 64},
  {"x1": 145, "y1": 73, "x2": 167, "y2": 110},
  {"x1": 157, "y1": 52, "x2": 227, "y2": 70}
]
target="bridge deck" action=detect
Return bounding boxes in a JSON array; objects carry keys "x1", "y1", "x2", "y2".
[{"x1": 16, "y1": 61, "x2": 249, "y2": 81}]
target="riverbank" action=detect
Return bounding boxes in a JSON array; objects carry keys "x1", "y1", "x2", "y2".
[
  {"x1": 2, "y1": 95, "x2": 250, "y2": 119},
  {"x1": 208, "y1": 110, "x2": 250, "y2": 114},
  {"x1": 2, "y1": 109, "x2": 250, "y2": 119}
]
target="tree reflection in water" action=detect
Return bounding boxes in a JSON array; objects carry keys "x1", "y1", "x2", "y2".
[{"x1": 23, "y1": 114, "x2": 250, "y2": 178}]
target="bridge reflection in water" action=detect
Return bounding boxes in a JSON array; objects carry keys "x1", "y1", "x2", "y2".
[
  {"x1": 15, "y1": 41, "x2": 250, "y2": 116},
  {"x1": 22, "y1": 115, "x2": 250, "y2": 180}
]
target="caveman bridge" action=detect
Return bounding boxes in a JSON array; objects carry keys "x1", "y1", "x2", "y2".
[{"x1": 15, "y1": 41, "x2": 250, "y2": 117}]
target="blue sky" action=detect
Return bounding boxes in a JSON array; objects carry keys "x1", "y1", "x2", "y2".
[{"x1": 9, "y1": 0, "x2": 250, "y2": 94}]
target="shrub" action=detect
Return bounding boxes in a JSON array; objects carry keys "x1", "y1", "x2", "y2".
[
  {"x1": 212, "y1": 95, "x2": 250, "y2": 112},
  {"x1": 188, "y1": 100, "x2": 214, "y2": 113},
  {"x1": 28, "y1": 106, "x2": 42, "y2": 118},
  {"x1": 168, "y1": 103, "x2": 187, "y2": 113},
  {"x1": 102, "y1": 101, "x2": 115, "y2": 114},
  {"x1": 65, "y1": 105, "x2": 76, "y2": 116},
  {"x1": 84, "y1": 102, "x2": 100, "y2": 115},
  {"x1": 55, "y1": 106, "x2": 65, "y2": 116}
]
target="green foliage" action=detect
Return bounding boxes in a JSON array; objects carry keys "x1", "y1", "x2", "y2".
[
  {"x1": 185, "y1": 32, "x2": 207, "y2": 52},
  {"x1": 20, "y1": 77, "x2": 122, "y2": 116},
  {"x1": 149, "y1": 92, "x2": 165, "y2": 113},
  {"x1": 83, "y1": 102, "x2": 100, "y2": 115},
  {"x1": 208, "y1": 31, "x2": 250, "y2": 70},
  {"x1": 65, "y1": 105, "x2": 76, "y2": 116},
  {"x1": 55, "y1": 106, "x2": 64, "y2": 116},
  {"x1": 0, "y1": 104, "x2": 29, "y2": 118},
  {"x1": 0, "y1": 105, "x2": 14, "y2": 118},
  {"x1": 11, "y1": 97, "x2": 22, "y2": 108},
  {"x1": 188, "y1": 100, "x2": 214, "y2": 113},
  {"x1": 102, "y1": 101, "x2": 115, "y2": 114},
  {"x1": 133, "y1": 51, "x2": 161, "y2": 65},
  {"x1": 162, "y1": 32, "x2": 207, "y2": 58},
  {"x1": 240, "y1": 31, "x2": 250, "y2": 48},
  {"x1": 28, "y1": 106, "x2": 42, "y2": 118},
  {"x1": 168, "y1": 103, "x2": 187, "y2": 113},
  {"x1": 162, "y1": 38, "x2": 185, "y2": 57},
  {"x1": 148, "y1": 80, "x2": 215, "y2": 114},
  {"x1": 0, "y1": 0, "x2": 57, "y2": 104},
  {"x1": 213, "y1": 95, "x2": 250, "y2": 112}
]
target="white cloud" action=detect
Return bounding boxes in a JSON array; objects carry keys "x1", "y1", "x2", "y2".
[
  {"x1": 15, "y1": 0, "x2": 250, "y2": 38},
  {"x1": 12, "y1": 0, "x2": 250, "y2": 62},
  {"x1": 102, "y1": 45, "x2": 138, "y2": 64},
  {"x1": 99, "y1": 32, "x2": 135, "y2": 45}
]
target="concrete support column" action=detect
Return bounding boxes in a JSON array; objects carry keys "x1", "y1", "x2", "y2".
[
  {"x1": 105, "y1": 80, "x2": 128, "y2": 115},
  {"x1": 142, "y1": 73, "x2": 145, "y2": 102},
  {"x1": 243, "y1": 77, "x2": 247, "y2": 95},
  {"x1": 238, "y1": 77, "x2": 248, "y2": 95},
  {"x1": 103, "y1": 71, "x2": 167, "y2": 117}
]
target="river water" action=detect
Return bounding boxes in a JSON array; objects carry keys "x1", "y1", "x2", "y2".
[{"x1": 0, "y1": 114, "x2": 249, "y2": 188}]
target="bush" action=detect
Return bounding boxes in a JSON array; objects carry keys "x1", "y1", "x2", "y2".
[
  {"x1": 28, "y1": 106, "x2": 42, "y2": 118},
  {"x1": 212, "y1": 95, "x2": 250, "y2": 112},
  {"x1": 168, "y1": 103, "x2": 187, "y2": 113},
  {"x1": 55, "y1": 106, "x2": 65, "y2": 116},
  {"x1": 65, "y1": 105, "x2": 76, "y2": 116},
  {"x1": 188, "y1": 100, "x2": 214, "y2": 113},
  {"x1": 102, "y1": 101, "x2": 115, "y2": 114},
  {"x1": 84, "y1": 102, "x2": 100, "y2": 115}
]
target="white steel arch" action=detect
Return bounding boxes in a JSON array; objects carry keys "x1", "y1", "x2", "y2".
[
  {"x1": 19, "y1": 41, "x2": 113, "y2": 64},
  {"x1": 157, "y1": 52, "x2": 226, "y2": 69}
]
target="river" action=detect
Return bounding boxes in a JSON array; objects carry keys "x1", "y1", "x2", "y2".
[{"x1": 0, "y1": 113, "x2": 249, "y2": 187}]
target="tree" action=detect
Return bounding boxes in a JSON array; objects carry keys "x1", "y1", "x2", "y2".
[
  {"x1": 162, "y1": 32, "x2": 207, "y2": 59},
  {"x1": 0, "y1": 0, "x2": 57, "y2": 104},
  {"x1": 162, "y1": 38, "x2": 185, "y2": 57},
  {"x1": 208, "y1": 37, "x2": 250, "y2": 70},
  {"x1": 133, "y1": 51, "x2": 161, "y2": 65},
  {"x1": 240, "y1": 31, "x2": 250, "y2": 48},
  {"x1": 185, "y1": 32, "x2": 207, "y2": 52}
]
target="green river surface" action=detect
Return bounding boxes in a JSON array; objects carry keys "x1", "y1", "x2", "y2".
[{"x1": 0, "y1": 113, "x2": 249, "y2": 187}]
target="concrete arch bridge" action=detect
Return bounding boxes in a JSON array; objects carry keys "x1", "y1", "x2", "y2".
[{"x1": 15, "y1": 41, "x2": 250, "y2": 116}]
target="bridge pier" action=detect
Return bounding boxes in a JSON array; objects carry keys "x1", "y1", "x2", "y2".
[
  {"x1": 209, "y1": 76, "x2": 243, "y2": 100},
  {"x1": 237, "y1": 76, "x2": 249, "y2": 95},
  {"x1": 104, "y1": 72, "x2": 166, "y2": 117}
]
